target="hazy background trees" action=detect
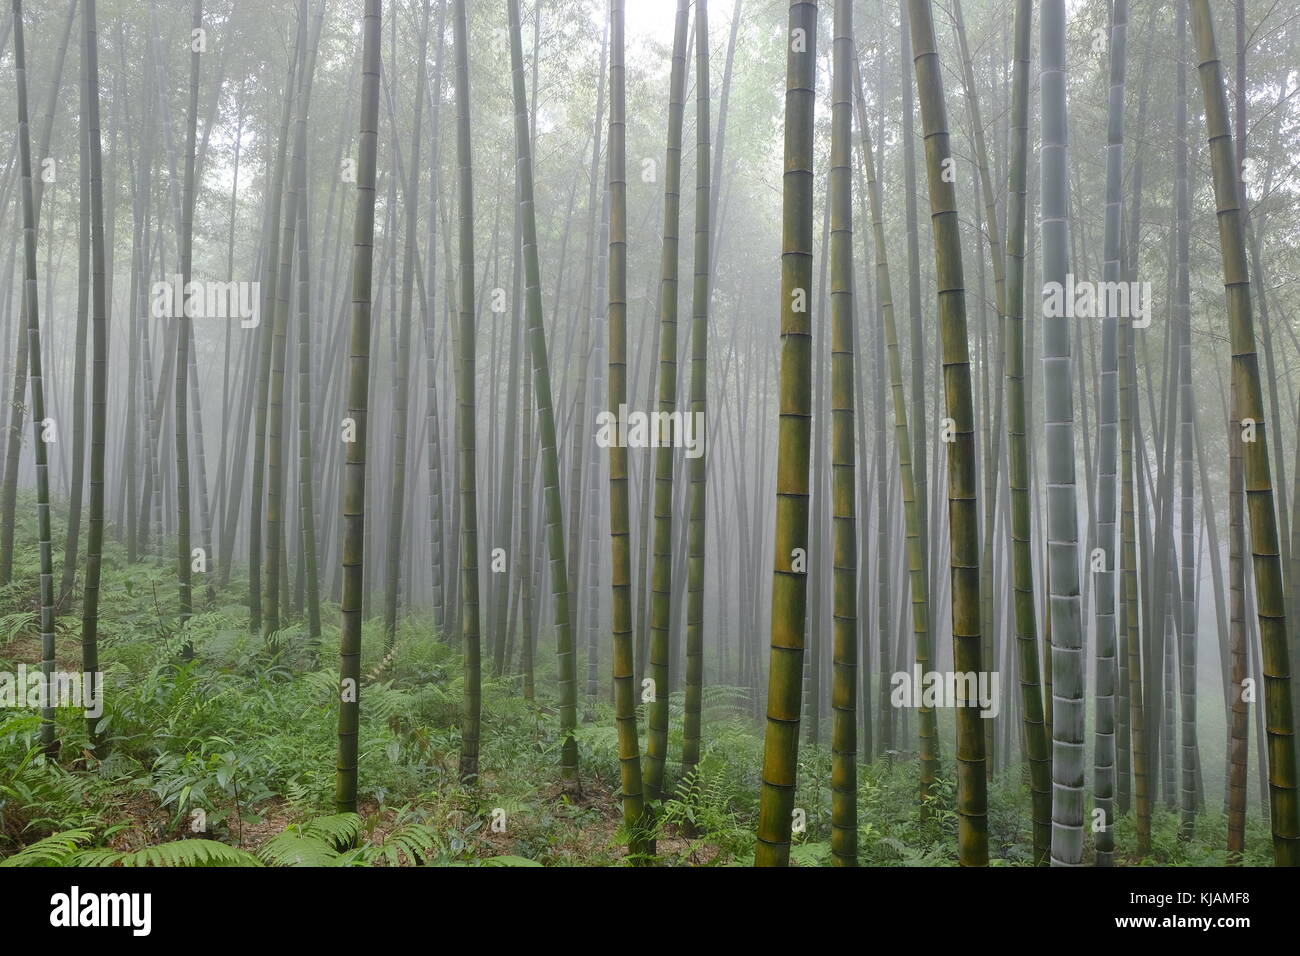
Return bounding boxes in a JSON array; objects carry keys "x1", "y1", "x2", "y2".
[{"x1": 1, "y1": 0, "x2": 1298, "y2": 866}]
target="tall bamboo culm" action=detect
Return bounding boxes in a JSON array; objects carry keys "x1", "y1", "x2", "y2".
[
  {"x1": 1041, "y1": 0, "x2": 1086, "y2": 868},
  {"x1": 852, "y1": 57, "x2": 941, "y2": 814},
  {"x1": 828, "y1": 0, "x2": 857, "y2": 868},
  {"x1": 1190, "y1": 0, "x2": 1298, "y2": 866},
  {"x1": 509, "y1": 0, "x2": 580, "y2": 791},
  {"x1": 602, "y1": 0, "x2": 648, "y2": 852},
  {"x1": 452, "y1": 0, "x2": 484, "y2": 784},
  {"x1": 755, "y1": 0, "x2": 816, "y2": 869},
  {"x1": 645, "y1": 0, "x2": 690, "y2": 805},
  {"x1": 81, "y1": 0, "x2": 110, "y2": 750},
  {"x1": 681, "y1": 0, "x2": 711, "y2": 783},
  {"x1": 906, "y1": 0, "x2": 986, "y2": 867},
  {"x1": 1004, "y1": 0, "x2": 1050, "y2": 864},
  {"x1": 334, "y1": 0, "x2": 382, "y2": 816},
  {"x1": 1092, "y1": 0, "x2": 1129, "y2": 868},
  {"x1": 1174, "y1": 0, "x2": 1200, "y2": 841},
  {"x1": 9, "y1": 0, "x2": 57, "y2": 755},
  {"x1": 174, "y1": 0, "x2": 202, "y2": 649}
]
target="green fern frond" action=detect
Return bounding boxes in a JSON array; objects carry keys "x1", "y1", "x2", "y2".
[
  {"x1": 364, "y1": 821, "x2": 441, "y2": 866},
  {"x1": 68, "y1": 848, "x2": 131, "y2": 867},
  {"x1": 257, "y1": 813, "x2": 362, "y2": 866},
  {"x1": 257, "y1": 831, "x2": 342, "y2": 867},
  {"x1": 788, "y1": 842, "x2": 831, "y2": 867},
  {"x1": 0, "y1": 610, "x2": 38, "y2": 644},
  {"x1": 301, "y1": 812, "x2": 362, "y2": 848},
  {"x1": 76, "y1": 839, "x2": 262, "y2": 867},
  {"x1": 0, "y1": 828, "x2": 97, "y2": 866}
]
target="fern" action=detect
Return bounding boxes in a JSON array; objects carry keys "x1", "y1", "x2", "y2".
[
  {"x1": 72, "y1": 839, "x2": 262, "y2": 868},
  {"x1": 788, "y1": 842, "x2": 831, "y2": 867},
  {"x1": 361, "y1": 821, "x2": 442, "y2": 867},
  {"x1": 8, "y1": 816, "x2": 372, "y2": 868},
  {"x1": 257, "y1": 813, "x2": 362, "y2": 866},
  {"x1": 0, "y1": 837, "x2": 262, "y2": 868},
  {"x1": 0, "y1": 828, "x2": 97, "y2": 866},
  {"x1": 0, "y1": 610, "x2": 38, "y2": 645},
  {"x1": 257, "y1": 831, "x2": 344, "y2": 866}
]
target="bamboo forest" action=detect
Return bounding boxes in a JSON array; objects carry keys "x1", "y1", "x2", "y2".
[{"x1": 0, "y1": 0, "x2": 1297, "y2": 895}]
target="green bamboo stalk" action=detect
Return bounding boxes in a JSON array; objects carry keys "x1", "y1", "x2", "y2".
[
  {"x1": 852, "y1": 53, "x2": 940, "y2": 806},
  {"x1": 1004, "y1": 0, "x2": 1050, "y2": 864},
  {"x1": 265, "y1": 2, "x2": 322, "y2": 642},
  {"x1": 828, "y1": 0, "x2": 856, "y2": 867},
  {"x1": 755, "y1": 0, "x2": 816, "y2": 869},
  {"x1": 906, "y1": 0, "x2": 986, "y2": 867},
  {"x1": 1227, "y1": 369, "x2": 1249, "y2": 859},
  {"x1": 59, "y1": 43, "x2": 88, "y2": 609},
  {"x1": 293, "y1": 3, "x2": 325, "y2": 657},
  {"x1": 383, "y1": 0, "x2": 430, "y2": 649},
  {"x1": 9, "y1": 0, "x2": 56, "y2": 755},
  {"x1": 0, "y1": 0, "x2": 75, "y2": 589},
  {"x1": 249, "y1": 32, "x2": 299, "y2": 634},
  {"x1": 602, "y1": 0, "x2": 648, "y2": 852},
  {"x1": 1190, "y1": 0, "x2": 1298, "y2": 865},
  {"x1": 519, "y1": 385, "x2": 535, "y2": 700},
  {"x1": 952, "y1": 0, "x2": 1007, "y2": 781},
  {"x1": 334, "y1": 0, "x2": 381, "y2": 815},
  {"x1": 681, "y1": 0, "x2": 710, "y2": 782},
  {"x1": 81, "y1": 0, "x2": 108, "y2": 749},
  {"x1": 566, "y1": 19, "x2": 607, "y2": 673},
  {"x1": 898, "y1": 0, "x2": 928, "y2": 612},
  {"x1": 508, "y1": 0, "x2": 580, "y2": 790},
  {"x1": 174, "y1": 0, "x2": 202, "y2": 648},
  {"x1": 806, "y1": 201, "x2": 827, "y2": 750},
  {"x1": 1122, "y1": 316, "x2": 1151, "y2": 853},
  {"x1": 1174, "y1": 0, "x2": 1199, "y2": 840},
  {"x1": 645, "y1": 0, "x2": 690, "y2": 805},
  {"x1": 421, "y1": 3, "x2": 447, "y2": 634},
  {"x1": 452, "y1": 0, "x2": 483, "y2": 784}
]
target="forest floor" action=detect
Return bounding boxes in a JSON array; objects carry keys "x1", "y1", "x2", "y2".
[{"x1": 0, "y1": 497, "x2": 1279, "y2": 866}]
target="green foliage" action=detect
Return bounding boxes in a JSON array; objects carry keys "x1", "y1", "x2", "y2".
[
  {"x1": 0, "y1": 611, "x2": 38, "y2": 645},
  {"x1": 0, "y1": 714, "x2": 113, "y2": 838},
  {"x1": 0, "y1": 505, "x2": 1281, "y2": 867},
  {"x1": 1, "y1": 812, "x2": 448, "y2": 867},
  {"x1": 357, "y1": 815, "x2": 442, "y2": 867},
  {"x1": 0, "y1": 827, "x2": 97, "y2": 866},
  {"x1": 78, "y1": 840, "x2": 263, "y2": 868},
  {"x1": 788, "y1": 841, "x2": 831, "y2": 867},
  {"x1": 257, "y1": 814, "x2": 363, "y2": 866}
]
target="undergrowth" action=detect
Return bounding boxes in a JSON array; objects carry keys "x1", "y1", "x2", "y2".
[{"x1": 0, "y1": 497, "x2": 1275, "y2": 866}]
